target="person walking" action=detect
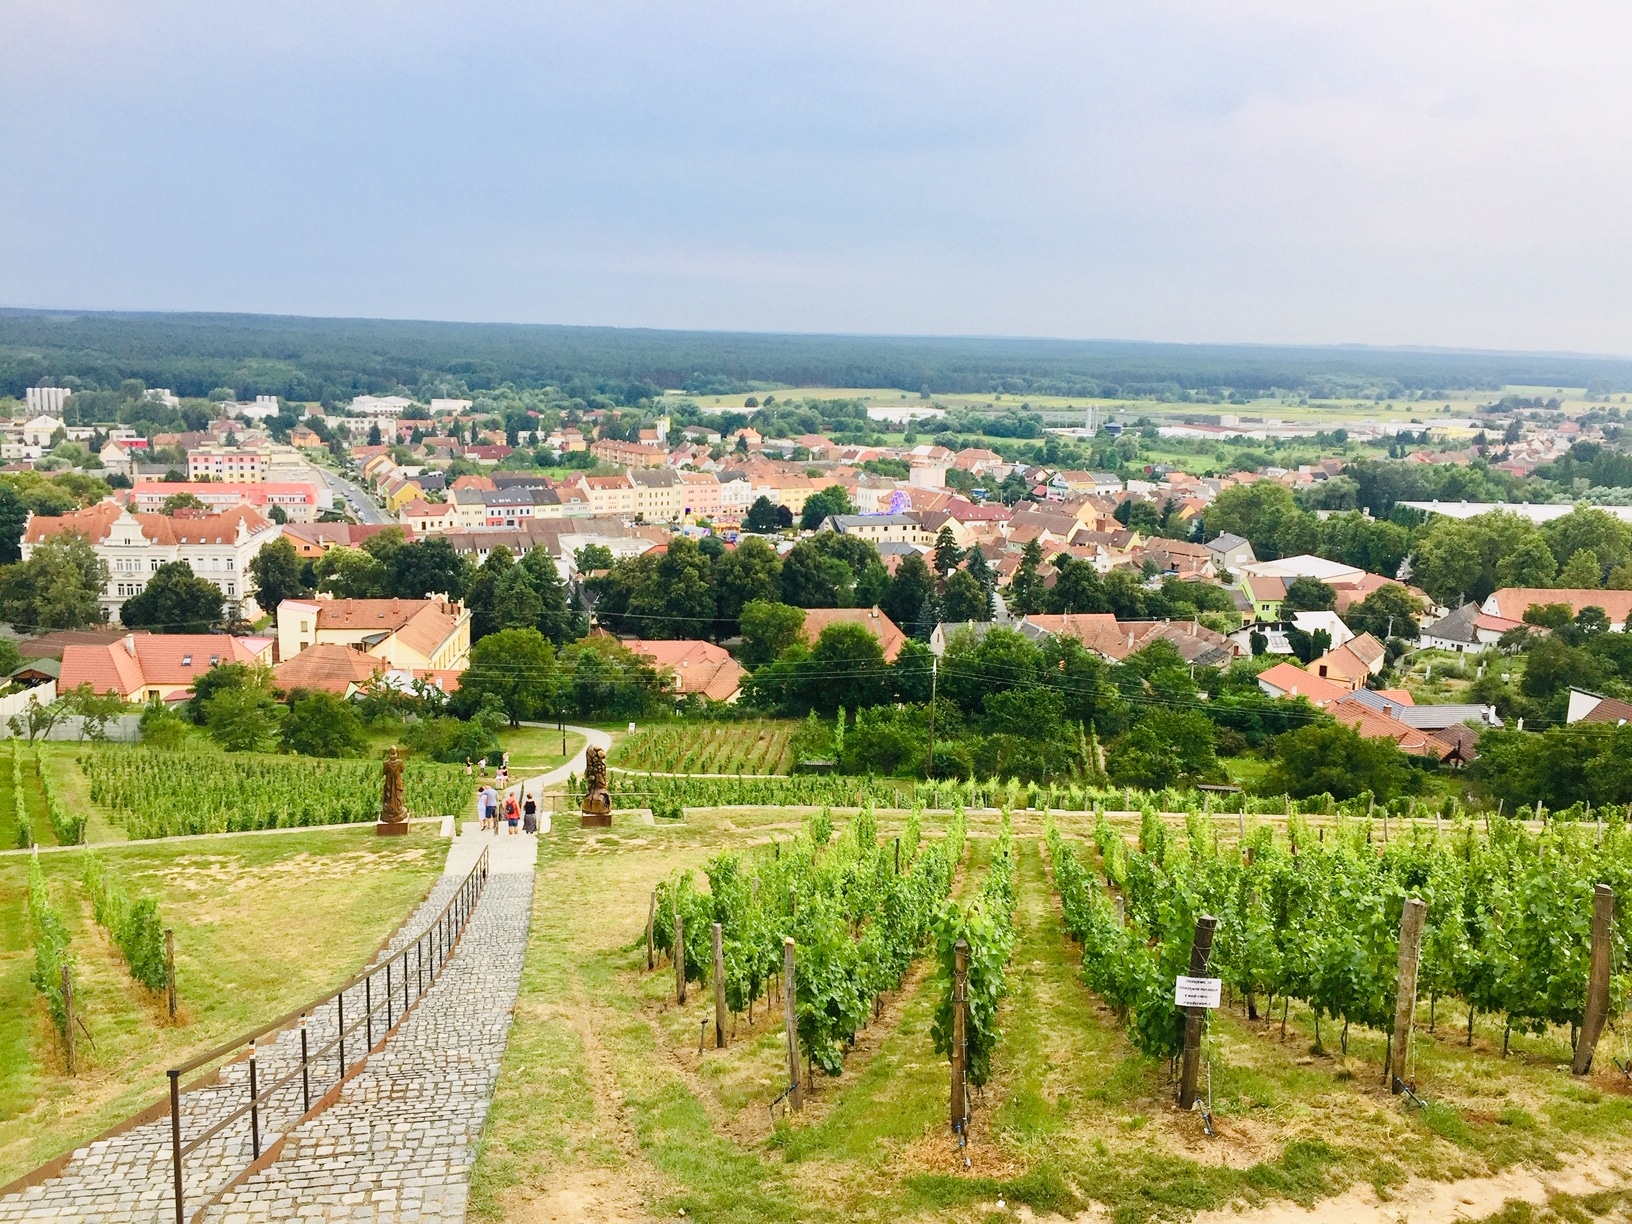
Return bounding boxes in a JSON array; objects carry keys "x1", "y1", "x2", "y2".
[
  {"x1": 504, "y1": 792, "x2": 521, "y2": 835},
  {"x1": 479, "y1": 783, "x2": 498, "y2": 832},
  {"x1": 522, "y1": 790, "x2": 538, "y2": 835}
]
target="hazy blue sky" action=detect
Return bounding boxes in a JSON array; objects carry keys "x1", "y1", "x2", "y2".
[{"x1": 4, "y1": 2, "x2": 1630, "y2": 351}]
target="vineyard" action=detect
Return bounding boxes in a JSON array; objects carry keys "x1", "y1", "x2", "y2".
[
  {"x1": 1049, "y1": 809, "x2": 1632, "y2": 1070},
  {"x1": 79, "y1": 750, "x2": 472, "y2": 839},
  {"x1": 652, "y1": 803, "x2": 966, "y2": 1077},
  {"x1": 614, "y1": 720, "x2": 797, "y2": 775},
  {"x1": 478, "y1": 801, "x2": 1632, "y2": 1224}
]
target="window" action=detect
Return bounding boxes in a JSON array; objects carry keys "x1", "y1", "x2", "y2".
[
  {"x1": 227, "y1": 583, "x2": 235, "y2": 596},
  {"x1": 181, "y1": 655, "x2": 192, "y2": 666}
]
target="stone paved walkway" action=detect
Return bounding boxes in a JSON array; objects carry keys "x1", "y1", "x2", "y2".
[{"x1": 0, "y1": 827, "x2": 536, "y2": 1224}]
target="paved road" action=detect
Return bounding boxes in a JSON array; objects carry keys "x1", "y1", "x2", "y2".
[{"x1": 315, "y1": 466, "x2": 390, "y2": 525}]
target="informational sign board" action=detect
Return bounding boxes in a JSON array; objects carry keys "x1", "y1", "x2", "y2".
[{"x1": 1173, "y1": 976, "x2": 1222, "y2": 1009}]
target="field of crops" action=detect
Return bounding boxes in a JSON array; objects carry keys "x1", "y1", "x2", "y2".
[
  {"x1": 614, "y1": 720, "x2": 796, "y2": 775},
  {"x1": 475, "y1": 802, "x2": 1632, "y2": 1223},
  {"x1": 1051, "y1": 808, "x2": 1632, "y2": 1068},
  {"x1": 80, "y1": 750, "x2": 473, "y2": 839}
]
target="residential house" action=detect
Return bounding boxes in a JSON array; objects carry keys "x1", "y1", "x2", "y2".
[
  {"x1": 1482, "y1": 587, "x2": 1632, "y2": 632},
  {"x1": 590, "y1": 438, "x2": 668, "y2": 468},
  {"x1": 817, "y1": 513, "x2": 930, "y2": 545},
  {"x1": 629, "y1": 468, "x2": 686, "y2": 521},
  {"x1": 1205, "y1": 533, "x2": 1256, "y2": 573},
  {"x1": 273, "y1": 642, "x2": 388, "y2": 695},
  {"x1": 59, "y1": 632, "x2": 275, "y2": 702},
  {"x1": 128, "y1": 481, "x2": 324, "y2": 522},
  {"x1": 276, "y1": 596, "x2": 471, "y2": 673},
  {"x1": 1307, "y1": 632, "x2": 1387, "y2": 690},
  {"x1": 188, "y1": 446, "x2": 265, "y2": 482},
  {"x1": 1420, "y1": 602, "x2": 1525, "y2": 652},
  {"x1": 798, "y1": 606, "x2": 907, "y2": 662},
  {"x1": 627, "y1": 639, "x2": 746, "y2": 703}
]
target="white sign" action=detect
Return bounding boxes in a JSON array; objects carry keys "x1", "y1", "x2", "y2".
[{"x1": 1173, "y1": 976, "x2": 1222, "y2": 1009}]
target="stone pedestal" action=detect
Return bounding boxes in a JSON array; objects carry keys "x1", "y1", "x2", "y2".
[{"x1": 376, "y1": 818, "x2": 411, "y2": 837}]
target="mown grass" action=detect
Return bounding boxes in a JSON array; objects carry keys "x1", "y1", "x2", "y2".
[
  {"x1": 0, "y1": 825, "x2": 445, "y2": 1185},
  {"x1": 471, "y1": 808, "x2": 1632, "y2": 1224}
]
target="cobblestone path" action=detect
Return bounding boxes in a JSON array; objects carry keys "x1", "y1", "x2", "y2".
[{"x1": 0, "y1": 829, "x2": 535, "y2": 1224}]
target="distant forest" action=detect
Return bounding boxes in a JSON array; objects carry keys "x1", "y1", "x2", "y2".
[{"x1": 4, "y1": 308, "x2": 1632, "y2": 408}]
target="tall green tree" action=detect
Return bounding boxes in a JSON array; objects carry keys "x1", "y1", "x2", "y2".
[
  {"x1": 120, "y1": 561, "x2": 224, "y2": 634},
  {"x1": 313, "y1": 546, "x2": 387, "y2": 599},
  {"x1": 882, "y1": 552, "x2": 935, "y2": 637},
  {"x1": 932, "y1": 527, "x2": 963, "y2": 575},
  {"x1": 781, "y1": 540, "x2": 853, "y2": 608},
  {"x1": 388, "y1": 537, "x2": 470, "y2": 600},
  {"x1": 799, "y1": 485, "x2": 856, "y2": 531},
  {"x1": 940, "y1": 569, "x2": 989, "y2": 622},
  {"x1": 452, "y1": 628, "x2": 556, "y2": 726},
  {"x1": 0, "y1": 533, "x2": 109, "y2": 630},
  {"x1": 280, "y1": 690, "x2": 367, "y2": 757},
  {"x1": 626, "y1": 536, "x2": 715, "y2": 639},
  {"x1": 738, "y1": 600, "x2": 806, "y2": 667},
  {"x1": 246, "y1": 537, "x2": 309, "y2": 616},
  {"x1": 1008, "y1": 538, "x2": 1045, "y2": 615}
]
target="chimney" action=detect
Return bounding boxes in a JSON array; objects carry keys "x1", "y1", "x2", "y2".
[{"x1": 124, "y1": 634, "x2": 136, "y2": 656}]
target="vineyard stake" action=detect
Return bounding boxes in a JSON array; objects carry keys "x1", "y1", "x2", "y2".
[
  {"x1": 782, "y1": 938, "x2": 802, "y2": 1111},
  {"x1": 646, "y1": 889, "x2": 655, "y2": 971},
  {"x1": 61, "y1": 964, "x2": 76, "y2": 1076},
  {"x1": 1390, "y1": 897, "x2": 1427, "y2": 1094},
  {"x1": 1177, "y1": 915, "x2": 1217, "y2": 1110},
  {"x1": 675, "y1": 912, "x2": 686, "y2": 1005},
  {"x1": 1572, "y1": 885, "x2": 1615, "y2": 1075},
  {"x1": 951, "y1": 938, "x2": 969, "y2": 1134},
  {"x1": 165, "y1": 927, "x2": 177, "y2": 1019},
  {"x1": 712, "y1": 923, "x2": 727, "y2": 1049}
]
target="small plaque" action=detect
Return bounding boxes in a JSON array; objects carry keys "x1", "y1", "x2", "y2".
[{"x1": 1174, "y1": 976, "x2": 1222, "y2": 1008}]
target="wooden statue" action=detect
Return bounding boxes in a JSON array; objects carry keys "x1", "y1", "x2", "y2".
[
  {"x1": 581, "y1": 745, "x2": 612, "y2": 827},
  {"x1": 377, "y1": 746, "x2": 410, "y2": 836}
]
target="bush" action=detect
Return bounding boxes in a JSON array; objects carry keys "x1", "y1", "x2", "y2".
[
  {"x1": 401, "y1": 701, "x2": 505, "y2": 765},
  {"x1": 281, "y1": 690, "x2": 367, "y2": 758}
]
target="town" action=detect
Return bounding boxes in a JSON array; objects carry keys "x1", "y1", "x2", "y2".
[{"x1": 1, "y1": 377, "x2": 1626, "y2": 807}]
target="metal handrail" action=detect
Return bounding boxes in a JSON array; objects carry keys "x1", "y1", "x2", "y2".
[{"x1": 166, "y1": 845, "x2": 490, "y2": 1224}]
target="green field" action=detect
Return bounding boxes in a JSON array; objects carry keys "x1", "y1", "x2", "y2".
[
  {"x1": 469, "y1": 806, "x2": 1632, "y2": 1224},
  {"x1": 0, "y1": 826, "x2": 446, "y2": 1185}
]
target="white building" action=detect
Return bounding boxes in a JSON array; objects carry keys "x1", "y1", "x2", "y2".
[
  {"x1": 26, "y1": 387, "x2": 71, "y2": 416},
  {"x1": 429, "y1": 398, "x2": 472, "y2": 415},
  {"x1": 21, "y1": 503, "x2": 282, "y2": 619},
  {"x1": 21, "y1": 415, "x2": 66, "y2": 448},
  {"x1": 349, "y1": 395, "x2": 415, "y2": 416}
]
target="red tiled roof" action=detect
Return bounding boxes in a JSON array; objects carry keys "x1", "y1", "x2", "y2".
[
  {"x1": 273, "y1": 643, "x2": 385, "y2": 694},
  {"x1": 627, "y1": 639, "x2": 746, "y2": 702},
  {"x1": 60, "y1": 633, "x2": 273, "y2": 697},
  {"x1": 799, "y1": 607, "x2": 907, "y2": 662}
]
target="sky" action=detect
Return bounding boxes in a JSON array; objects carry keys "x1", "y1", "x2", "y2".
[{"x1": 4, "y1": 1, "x2": 1632, "y2": 352}]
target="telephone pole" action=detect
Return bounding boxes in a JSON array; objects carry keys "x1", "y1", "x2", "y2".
[{"x1": 927, "y1": 654, "x2": 938, "y2": 778}]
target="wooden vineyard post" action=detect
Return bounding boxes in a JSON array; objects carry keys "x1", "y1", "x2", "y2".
[
  {"x1": 1573, "y1": 885, "x2": 1615, "y2": 1075},
  {"x1": 951, "y1": 939, "x2": 969, "y2": 1133},
  {"x1": 1390, "y1": 898, "x2": 1427, "y2": 1093},
  {"x1": 645, "y1": 890, "x2": 655, "y2": 971},
  {"x1": 1177, "y1": 916, "x2": 1217, "y2": 1110},
  {"x1": 675, "y1": 912, "x2": 686, "y2": 1005},
  {"x1": 782, "y1": 938, "x2": 802, "y2": 1111},
  {"x1": 165, "y1": 928, "x2": 177, "y2": 1019},
  {"x1": 61, "y1": 964, "x2": 76, "y2": 1076},
  {"x1": 712, "y1": 923, "x2": 727, "y2": 1049}
]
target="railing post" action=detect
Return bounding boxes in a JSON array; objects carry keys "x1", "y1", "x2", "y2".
[
  {"x1": 165, "y1": 927, "x2": 177, "y2": 1019},
  {"x1": 386, "y1": 962, "x2": 393, "y2": 1031},
  {"x1": 169, "y1": 1069, "x2": 183, "y2": 1224},
  {"x1": 366, "y1": 975, "x2": 373, "y2": 1049},
  {"x1": 300, "y1": 1016, "x2": 310, "y2": 1114},
  {"x1": 417, "y1": 938, "x2": 424, "y2": 997},
  {"x1": 248, "y1": 1040, "x2": 260, "y2": 1160},
  {"x1": 337, "y1": 990, "x2": 345, "y2": 1081}
]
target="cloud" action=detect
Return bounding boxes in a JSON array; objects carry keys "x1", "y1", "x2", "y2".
[{"x1": 3, "y1": 1, "x2": 1631, "y2": 351}]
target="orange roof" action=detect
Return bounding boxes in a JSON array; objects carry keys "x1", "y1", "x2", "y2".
[
  {"x1": 61, "y1": 633, "x2": 273, "y2": 697},
  {"x1": 1021, "y1": 613, "x2": 1129, "y2": 658},
  {"x1": 273, "y1": 643, "x2": 385, "y2": 694},
  {"x1": 1331, "y1": 696, "x2": 1442, "y2": 756},
  {"x1": 24, "y1": 503, "x2": 271, "y2": 547},
  {"x1": 1254, "y1": 661, "x2": 1351, "y2": 708},
  {"x1": 627, "y1": 639, "x2": 746, "y2": 702},
  {"x1": 799, "y1": 607, "x2": 907, "y2": 662},
  {"x1": 1486, "y1": 588, "x2": 1632, "y2": 624},
  {"x1": 312, "y1": 598, "x2": 464, "y2": 661}
]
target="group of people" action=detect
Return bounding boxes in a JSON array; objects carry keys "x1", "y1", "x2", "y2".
[{"x1": 477, "y1": 782, "x2": 539, "y2": 835}]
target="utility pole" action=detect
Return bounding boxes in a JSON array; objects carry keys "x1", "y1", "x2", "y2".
[{"x1": 927, "y1": 655, "x2": 938, "y2": 779}]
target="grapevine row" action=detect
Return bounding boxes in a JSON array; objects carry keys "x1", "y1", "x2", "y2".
[
  {"x1": 933, "y1": 808, "x2": 1018, "y2": 1089},
  {"x1": 653, "y1": 803, "x2": 966, "y2": 1077},
  {"x1": 1051, "y1": 809, "x2": 1632, "y2": 1065},
  {"x1": 80, "y1": 750, "x2": 472, "y2": 839},
  {"x1": 82, "y1": 850, "x2": 169, "y2": 992}
]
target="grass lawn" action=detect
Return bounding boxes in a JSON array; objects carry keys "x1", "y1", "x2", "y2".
[
  {"x1": 470, "y1": 806, "x2": 1632, "y2": 1224},
  {"x1": 0, "y1": 825, "x2": 447, "y2": 1186}
]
